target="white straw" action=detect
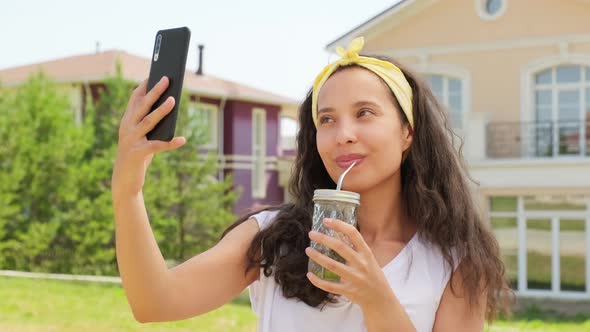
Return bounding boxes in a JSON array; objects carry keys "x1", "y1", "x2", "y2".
[{"x1": 336, "y1": 161, "x2": 357, "y2": 190}]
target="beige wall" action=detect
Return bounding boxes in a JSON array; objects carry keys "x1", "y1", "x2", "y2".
[
  {"x1": 572, "y1": 43, "x2": 590, "y2": 54},
  {"x1": 366, "y1": 0, "x2": 590, "y2": 50},
  {"x1": 357, "y1": 0, "x2": 590, "y2": 123},
  {"x1": 430, "y1": 47, "x2": 564, "y2": 123}
]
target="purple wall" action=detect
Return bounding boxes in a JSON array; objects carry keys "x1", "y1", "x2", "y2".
[
  {"x1": 224, "y1": 100, "x2": 280, "y2": 155},
  {"x1": 222, "y1": 100, "x2": 284, "y2": 214},
  {"x1": 230, "y1": 170, "x2": 284, "y2": 216}
]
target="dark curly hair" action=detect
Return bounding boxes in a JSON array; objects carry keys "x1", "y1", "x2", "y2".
[{"x1": 220, "y1": 56, "x2": 514, "y2": 322}]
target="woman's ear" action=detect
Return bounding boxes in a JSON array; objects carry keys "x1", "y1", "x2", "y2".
[{"x1": 401, "y1": 124, "x2": 413, "y2": 152}]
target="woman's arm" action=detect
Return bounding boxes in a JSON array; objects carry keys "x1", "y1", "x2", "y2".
[
  {"x1": 114, "y1": 192, "x2": 261, "y2": 323},
  {"x1": 432, "y1": 263, "x2": 487, "y2": 331},
  {"x1": 361, "y1": 289, "x2": 416, "y2": 332},
  {"x1": 112, "y1": 77, "x2": 261, "y2": 323}
]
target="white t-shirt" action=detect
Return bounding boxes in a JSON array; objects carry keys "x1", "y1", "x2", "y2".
[{"x1": 247, "y1": 210, "x2": 460, "y2": 332}]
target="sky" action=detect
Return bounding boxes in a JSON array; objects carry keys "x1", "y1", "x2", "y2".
[{"x1": 1, "y1": 0, "x2": 400, "y2": 102}]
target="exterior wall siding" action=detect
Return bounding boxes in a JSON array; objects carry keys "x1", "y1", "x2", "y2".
[
  {"x1": 366, "y1": 0, "x2": 590, "y2": 52},
  {"x1": 230, "y1": 169, "x2": 284, "y2": 216},
  {"x1": 223, "y1": 100, "x2": 284, "y2": 214}
]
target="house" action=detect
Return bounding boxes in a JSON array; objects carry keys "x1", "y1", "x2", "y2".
[
  {"x1": 0, "y1": 48, "x2": 299, "y2": 214},
  {"x1": 318, "y1": 0, "x2": 590, "y2": 305}
]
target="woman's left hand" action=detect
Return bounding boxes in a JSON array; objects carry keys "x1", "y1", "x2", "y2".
[{"x1": 305, "y1": 218, "x2": 395, "y2": 310}]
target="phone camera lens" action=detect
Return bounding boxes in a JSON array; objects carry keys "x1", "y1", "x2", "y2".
[{"x1": 154, "y1": 34, "x2": 162, "y2": 61}]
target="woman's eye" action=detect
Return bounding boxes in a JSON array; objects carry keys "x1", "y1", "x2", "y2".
[
  {"x1": 319, "y1": 116, "x2": 333, "y2": 124},
  {"x1": 358, "y1": 109, "x2": 374, "y2": 117}
]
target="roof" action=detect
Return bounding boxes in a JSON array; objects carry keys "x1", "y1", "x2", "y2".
[
  {"x1": 326, "y1": 0, "x2": 416, "y2": 51},
  {"x1": 327, "y1": 0, "x2": 590, "y2": 52},
  {"x1": 0, "y1": 50, "x2": 298, "y2": 107},
  {"x1": 325, "y1": 0, "x2": 436, "y2": 52}
]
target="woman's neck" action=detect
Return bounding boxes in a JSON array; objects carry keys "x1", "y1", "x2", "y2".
[{"x1": 356, "y1": 173, "x2": 415, "y2": 245}]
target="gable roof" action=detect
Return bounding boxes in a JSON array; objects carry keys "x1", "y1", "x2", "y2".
[
  {"x1": 326, "y1": 0, "x2": 437, "y2": 52},
  {"x1": 0, "y1": 50, "x2": 297, "y2": 107},
  {"x1": 327, "y1": 0, "x2": 590, "y2": 52}
]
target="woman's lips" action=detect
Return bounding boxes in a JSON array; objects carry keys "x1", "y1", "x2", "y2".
[{"x1": 335, "y1": 158, "x2": 364, "y2": 169}]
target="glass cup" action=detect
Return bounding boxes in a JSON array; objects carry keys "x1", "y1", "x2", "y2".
[{"x1": 307, "y1": 189, "x2": 360, "y2": 282}]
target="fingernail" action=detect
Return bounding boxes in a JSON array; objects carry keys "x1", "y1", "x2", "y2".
[
  {"x1": 324, "y1": 218, "x2": 332, "y2": 224},
  {"x1": 160, "y1": 76, "x2": 167, "y2": 83}
]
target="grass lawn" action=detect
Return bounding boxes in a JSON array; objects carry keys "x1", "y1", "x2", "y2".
[
  {"x1": 0, "y1": 276, "x2": 256, "y2": 332},
  {"x1": 1, "y1": 276, "x2": 589, "y2": 331}
]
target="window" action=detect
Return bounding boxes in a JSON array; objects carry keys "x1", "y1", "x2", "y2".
[
  {"x1": 187, "y1": 102, "x2": 218, "y2": 148},
  {"x1": 427, "y1": 75, "x2": 464, "y2": 129},
  {"x1": 66, "y1": 85, "x2": 83, "y2": 125},
  {"x1": 252, "y1": 108, "x2": 267, "y2": 198},
  {"x1": 485, "y1": 0, "x2": 502, "y2": 15},
  {"x1": 488, "y1": 195, "x2": 589, "y2": 294},
  {"x1": 476, "y1": 0, "x2": 507, "y2": 20},
  {"x1": 489, "y1": 196, "x2": 518, "y2": 289},
  {"x1": 526, "y1": 218, "x2": 552, "y2": 291},
  {"x1": 533, "y1": 65, "x2": 590, "y2": 157},
  {"x1": 280, "y1": 116, "x2": 298, "y2": 151}
]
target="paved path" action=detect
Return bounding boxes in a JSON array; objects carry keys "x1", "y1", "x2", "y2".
[{"x1": 0, "y1": 270, "x2": 121, "y2": 283}]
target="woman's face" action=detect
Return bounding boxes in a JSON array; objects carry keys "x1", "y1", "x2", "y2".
[{"x1": 315, "y1": 66, "x2": 412, "y2": 193}]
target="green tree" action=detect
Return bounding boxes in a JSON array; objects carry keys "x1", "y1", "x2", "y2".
[
  {"x1": 0, "y1": 72, "x2": 90, "y2": 271},
  {"x1": 0, "y1": 63, "x2": 240, "y2": 274},
  {"x1": 52, "y1": 65, "x2": 136, "y2": 275}
]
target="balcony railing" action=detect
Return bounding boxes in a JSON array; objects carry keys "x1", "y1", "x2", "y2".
[{"x1": 486, "y1": 121, "x2": 590, "y2": 159}]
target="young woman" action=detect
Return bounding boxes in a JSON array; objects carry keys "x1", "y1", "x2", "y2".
[{"x1": 112, "y1": 37, "x2": 512, "y2": 332}]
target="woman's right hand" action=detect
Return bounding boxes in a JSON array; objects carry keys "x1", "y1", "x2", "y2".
[{"x1": 111, "y1": 76, "x2": 187, "y2": 198}]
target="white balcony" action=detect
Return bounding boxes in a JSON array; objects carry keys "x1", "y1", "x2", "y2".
[{"x1": 465, "y1": 113, "x2": 590, "y2": 191}]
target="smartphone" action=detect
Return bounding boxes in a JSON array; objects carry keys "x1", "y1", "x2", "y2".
[{"x1": 146, "y1": 27, "x2": 191, "y2": 141}]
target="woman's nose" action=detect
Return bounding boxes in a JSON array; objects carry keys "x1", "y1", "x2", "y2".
[{"x1": 335, "y1": 121, "x2": 358, "y2": 145}]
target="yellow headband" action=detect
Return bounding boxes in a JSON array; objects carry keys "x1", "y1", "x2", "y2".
[{"x1": 311, "y1": 36, "x2": 414, "y2": 129}]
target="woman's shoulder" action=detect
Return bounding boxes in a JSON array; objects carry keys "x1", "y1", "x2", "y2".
[{"x1": 413, "y1": 232, "x2": 463, "y2": 274}]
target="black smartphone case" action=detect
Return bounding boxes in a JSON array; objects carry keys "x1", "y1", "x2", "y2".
[{"x1": 146, "y1": 27, "x2": 191, "y2": 141}]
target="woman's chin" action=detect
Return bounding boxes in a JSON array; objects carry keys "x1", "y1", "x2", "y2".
[{"x1": 335, "y1": 179, "x2": 372, "y2": 194}]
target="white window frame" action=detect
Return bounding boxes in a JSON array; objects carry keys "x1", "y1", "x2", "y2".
[
  {"x1": 65, "y1": 84, "x2": 83, "y2": 125},
  {"x1": 534, "y1": 66, "x2": 588, "y2": 156},
  {"x1": 252, "y1": 108, "x2": 267, "y2": 199},
  {"x1": 427, "y1": 74, "x2": 465, "y2": 129},
  {"x1": 279, "y1": 115, "x2": 298, "y2": 151},
  {"x1": 188, "y1": 102, "x2": 219, "y2": 149},
  {"x1": 475, "y1": 0, "x2": 508, "y2": 21},
  {"x1": 416, "y1": 64, "x2": 470, "y2": 135},
  {"x1": 489, "y1": 195, "x2": 590, "y2": 299},
  {"x1": 522, "y1": 55, "x2": 590, "y2": 159}
]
